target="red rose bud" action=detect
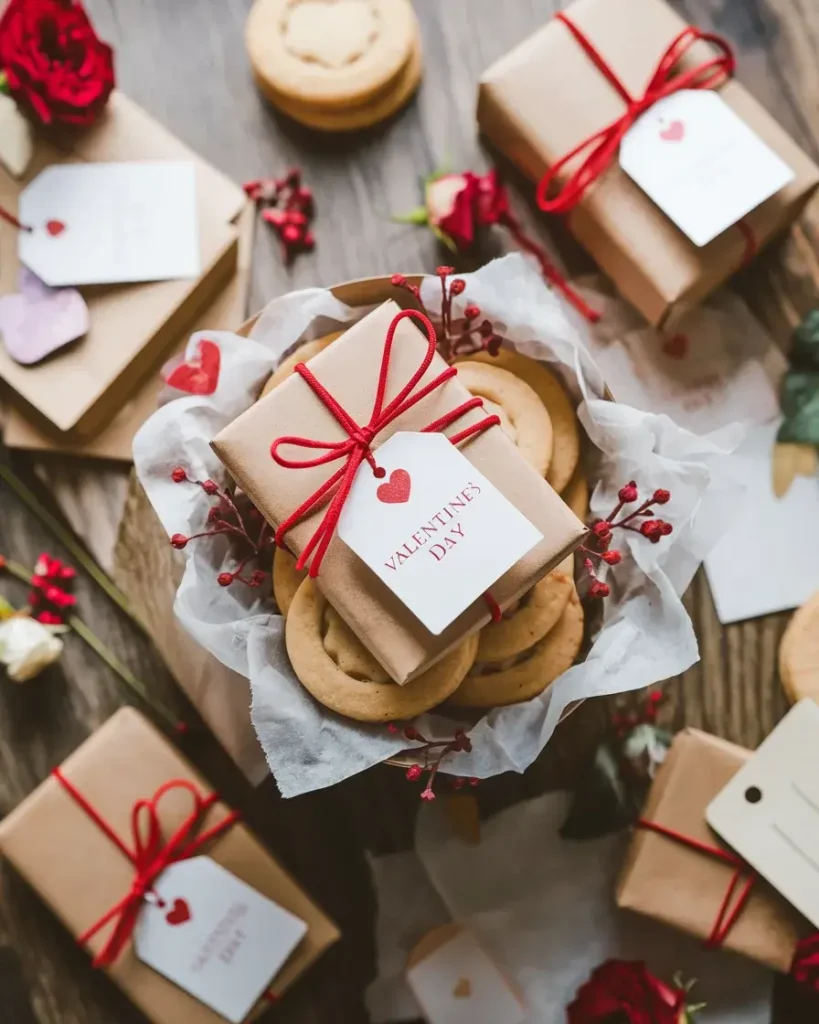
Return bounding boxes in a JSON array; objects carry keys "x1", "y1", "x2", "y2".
[
  {"x1": 201, "y1": 479, "x2": 219, "y2": 495},
  {"x1": 217, "y1": 572, "x2": 234, "y2": 587},
  {"x1": 170, "y1": 534, "x2": 188, "y2": 550},
  {"x1": 391, "y1": 273, "x2": 407, "y2": 287},
  {"x1": 602, "y1": 550, "x2": 622, "y2": 565},
  {"x1": 618, "y1": 481, "x2": 639, "y2": 503},
  {"x1": 652, "y1": 488, "x2": 671, "y2": 504},
  {"x1": 0, "y1": 0, "x2": 115, "y2": 128},
  {"x1": 404, "y1": 725, "x2": 418, "y2": 740},
  {"x1": 589, "y1": 580, "x2": 611, "y2": 598},
  {"x1": 420, "y1": 788, "x2": 436, "y2": 802},
  {"x1": 464, "y1": 304, "x2": 481, "y2": 320},
  {"x1": 449, "y1": 279, "x2": 466, "y2": 296},
  {"x1": 171, "y1": 466, "x2": 187, "y2": 483},
  {"x1": 640, "y1": 520, "x2": 671, "y2": 543},
  {"x1": 405, "y1": 764, "x2": 422, "y2": 782},
  {"x1": 436, "y1": 265, "x2": 456, "y2": 277}
]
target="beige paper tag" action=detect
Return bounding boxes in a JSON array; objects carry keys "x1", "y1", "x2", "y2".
[{"x1": 706, "y1": 700, "x2": 819, "y2": 927}]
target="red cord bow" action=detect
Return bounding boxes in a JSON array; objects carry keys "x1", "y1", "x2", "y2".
[
  {"x1": 536, "y1": 16, "x2": 735, "y2": 216},
  {"x1": 53, "y1": 768, "x2": 239, "y2": 968},
  {"x1": 271, "y1": 308, "x2": 500, "y2": 578}
]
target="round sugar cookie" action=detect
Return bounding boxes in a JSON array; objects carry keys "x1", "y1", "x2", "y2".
[
  {"x1": 459, "y1": 350, "x2": 579, "y2": 492},
  {"x1": 273, "y1": 547, "x2": 305, "y2": 615},
  {"x1": 454, "y1": 362, "x2": 553, "y2": 476},
  {"x1": 247, "y1": 0, "x2": 417, "y2": 109},
  {"x1": 262, "y1": 331, "x2": 342, "y2": 397},
  {"x1": 779, "y1": 590, "x2": 819, "y2": 705},
  {"x1": 449, "y1": 590, "x2": 584, "y2": 708},
  {"x1": 286, "y1": 578, "x2": 478, "y2": 721},
  {"x1": 262, "y1": 34, "x2": 422, "y2": 131},
  {"x1": 476, "y1": 555, "x2": 574, "y2": 662},
  {"x1": 561, "y1": 466, "x2": 589, "y2": 522}
]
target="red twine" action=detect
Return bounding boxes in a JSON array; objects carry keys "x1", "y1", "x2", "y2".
[
  {"x1": 53, "y1": 767, "x2": 240, "y2": 968},
  {"x1": 536, "y1": 17, "x2": 735, "y2": 215},
  {"x1": 270, "y1": 308, "x2": 500, "y2": 579},
  {"x1": 0, "y1": 203, "x2": 32, "y2": 232}
]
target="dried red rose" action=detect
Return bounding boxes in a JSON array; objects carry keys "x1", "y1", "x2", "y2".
[
  {"x1": 567, "y1": 960, "x2": 687, "y2": 1024},
  {"x1": 0, "y1": 0, "x2": 115, "y2": 128}
]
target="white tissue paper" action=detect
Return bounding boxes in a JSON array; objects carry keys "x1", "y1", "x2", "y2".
[
  {"x1": 134, "y1": 255, "x2": 742, "y2": 797},
  {"x1": 366, "y1": 793, "x2": 772, "y2": 1024}
]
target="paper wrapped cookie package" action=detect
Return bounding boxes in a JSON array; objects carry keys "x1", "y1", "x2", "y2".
[
  {"x1": 0, "y1": 709, "x2": 339, "y2": 1024},
  {"x1": 617, "y1": 728, "x2": 806, "y2": 971},
  {"x1": 212, "y1": 300, "x2": 587, "y2": 684},
  {"x1": 478, "y1": 0, "x2": 819, "y2": 324}
]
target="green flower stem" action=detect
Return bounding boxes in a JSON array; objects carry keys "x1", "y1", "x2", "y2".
[{"x1": 0, "y1": 463, "x2": 145, "y2": 631}]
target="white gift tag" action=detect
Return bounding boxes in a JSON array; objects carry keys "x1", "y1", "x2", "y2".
[
  {"x1": 407, "y1": 927, "x2": 526, "y2": 1024},
  {"x1": 706, "y1": 700, "x2": 819, "y2": 928},
  {"x1": 18, "y1": 161, "x2": 200, "y2": 287},
  {"x1": 133, "y1": 856, "x2": 307, "y2": 1023},
  {"x1": 337, "y1": 432, "x2": 542, "y2": 636},
  {"x1": 620, "y1": 90, "x2": 794, "y2": 247}
]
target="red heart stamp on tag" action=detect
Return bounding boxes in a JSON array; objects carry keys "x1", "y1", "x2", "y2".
[
  {"x1": 164, "y1": 339, "x2": 221, "y2": 395},
  {"x1": 661, "y1": 333, "x2": 689, "y2": 360},
  {"x1": 659, "y1": 120, "x2": 685, "y2": 142},
  {"x1": 376, "y1": 468, "x2": 411, "y2": 504},
  {"x1": 46, "y1": 219, "x2": 66, "y2": 237},
  {"x1": 165, "y1": 898, "x2": 192, "y2": 926}
]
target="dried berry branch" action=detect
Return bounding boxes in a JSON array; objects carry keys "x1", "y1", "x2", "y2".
[
  {"x1": 388, "y1": 722, "x2": 478, "y2": 801},
  {"x1": 244, "y1": 167, "x2": 314, "y2": 262},
  {"x1": 169, "y1": 469, "x2": 273, "y2": 589},
  {"x1": 581, "y1": 482, "x2": 673, "y2": 598}
]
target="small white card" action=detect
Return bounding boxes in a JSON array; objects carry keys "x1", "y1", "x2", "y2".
[
  {"x1": 704, "y1": 419, "x2": 819, "y2": 625},
  {"x1": 133, "y1": 856, "x2": 307, "y2": 1023},
  {"x1": 620, "y1": 91, "x2": 794, "y2": 247},
  {"x1": 18, "y1": 161, "x2": 200, "y2": 287},
  {"x1": 706, "y1": 700, "x2": 819, "y2": 929},
  {"x1": 337, "y1": 432, "x2": 542, "y2": 635},
  {"x1": 406, "y1": 928, "x2": 526, "y2": 1024}
]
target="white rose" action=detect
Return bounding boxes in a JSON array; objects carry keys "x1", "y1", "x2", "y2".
[{"x1": 0, "y1": 617, "x2": 64, "y2": 683}]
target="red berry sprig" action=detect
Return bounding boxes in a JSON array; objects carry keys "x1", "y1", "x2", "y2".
[
  {"x1": 28, "y1": 552, "x2": 77, "y2": 624},
  {"x1": 388, "y1": 722, "x2": 477, "y2": 801},
  {"x1": 169, "y1": 469, "x2": 273, "y2": 589},
  {"x1": 391, "y1": 267, "x2": 502, "y2": 364},
  {"x1": 244, "y1": 167, "x2": 315, "y2": 263},
  {"x1": 581, "y1": 482, "x2": 673, "y2": 598}
]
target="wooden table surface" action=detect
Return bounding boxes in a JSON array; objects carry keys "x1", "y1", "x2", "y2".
[{"x1": 2, "y1": 0, "x2": 818, "y2": 1021}]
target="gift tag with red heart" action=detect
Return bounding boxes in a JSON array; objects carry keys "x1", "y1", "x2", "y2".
[
  {"x1": 620, "y1": 90, "x2": 794, "y2": 246},
  {"x1": 18, "y1": 161, "x2": 200, "y2": 287},
  {"x1": 337, "y1": 432, "x2": 542, "y2": 635},
  {"x1": 133, "y1": 856, "x2": 307, "y2": 1023}
]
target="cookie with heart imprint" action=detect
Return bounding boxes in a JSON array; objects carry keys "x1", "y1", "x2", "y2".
[
  {"x1": 246, "y1": 0, "x2": 420, "y2": 121},
  {"x1": 262, "y1": 331, "x2": 343, "y2": 397},
  {"x1": 779, "y1": 590, "x2": 819, "y2": 706},
  {"x1": 449, "y1": 589, "x2": 584, "y2": 708},
  {"x1": 285, "y1": 577, "x2": 477, "y2": 720},
  {"x1": 454, "y1": 361, "x2": 553, "y2": 477}
]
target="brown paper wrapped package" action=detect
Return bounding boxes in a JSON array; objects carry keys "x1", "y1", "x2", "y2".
[
  {"x1": 212, "y1": 300, "x2": 587, "y2": 684},
  {"x1": 478, "y1": 0, "x2": 819, "y2": 325},
  {"x1": 0, "y1": 92, "x2": 246, "y2": 437},
  {"x1": 0, "y1": 708, "x2": 339, "y2": 1023},
  {"x1": 617, "y1": 728, "x2": 805, "y2": 971}
]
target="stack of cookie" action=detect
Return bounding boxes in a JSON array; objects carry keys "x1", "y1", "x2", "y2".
[
  {"x1": 266, "y1": 332, "x2": 590, "y2": 723},
  {"x1": 246, "y1": 0, "x2": 423, "y2": 132}
]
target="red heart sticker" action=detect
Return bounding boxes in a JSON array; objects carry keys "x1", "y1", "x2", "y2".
[
  {"x1": 164, "y1": 339, "x2": 221, "y2": 395},
  {"x1": 165, "y1": 897, "x2": 192, "y2": 926},
  {"x1": 661, "y1": 333, "x2": 689, "y2": 360},
  {"x1": 46, "y1": 219, "x2": 66, "y2": 237},
  {"x1": 376, "y1": 468, "x2": 411, "y2": 504},
  {"x1": 659, "y1": 120, "x2": 685, "y2": 142}
]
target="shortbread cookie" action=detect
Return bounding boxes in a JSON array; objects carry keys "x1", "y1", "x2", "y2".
[
  {"x1": 561, "y1": 466, "x2": 589, "y2": 522},
  {"x1": 264, "y1": 36, "x2": 422, "y2": 132},
  {"x1": 262, "y1": 331, "x2": 342, "y2": 397},
  {"x1": 449, "y1": 590, "x2": 584, "y2": 708},
  {"x1": 779, "y1": 590, "x2": 819, "y2": 705},
  {"x1": 477, "y1": 555, "x2": 574, "y2": 662},
  {"x1": 454, "y1": 361, "x2": 553, "y2": 476},
  {"x1": 247, "y1": 0, "x2": 417, "y2": 109},
  {"x1": 460, "y1": 350, "x2": 579, "y2": 492},
  {"x1": 273, "y1": 547, "x2": 305, "y2": 615},
  {"x1": 286, "y1": 578, "x2": 478, "y2": 721}
]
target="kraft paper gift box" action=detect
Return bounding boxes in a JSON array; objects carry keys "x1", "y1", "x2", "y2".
[
  {"x1": 0, "y1": 92, "x2": 246, "y2": 439},
  {"x1": 617, "y1": 728, "x2": 806, "y2": 971},
  {"x1": 212, "y1": 300, "x2": 587, "y2": 684},
  {"x1": 478, "y1": 0, "x2": 819, "y2": 325},
  {"x1": 0, "y1": 708, "x2": 339, "y2": 1024}
]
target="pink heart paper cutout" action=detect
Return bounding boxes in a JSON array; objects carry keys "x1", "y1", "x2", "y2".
[
  {"x1": 376, "y1": 468, "x2": 411, "y2": 504},
  {"x1": 163, "y1": 339, "x2": 221, "y2": 395},
  {"x1": 659, "y1": 120, "x2": 685, "y2": 142},
  {"x1": 165, "y1": 897, "x2": 192, "y2": 926},
  {"x1": 0, "y1": 267, "x2": 89, "y2": 365}
]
